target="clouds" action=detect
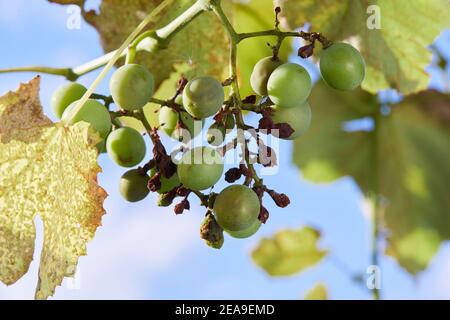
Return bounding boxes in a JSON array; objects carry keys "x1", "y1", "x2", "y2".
[{"x1": 0, "y1": 200, "x2": 200, "y2": 300}]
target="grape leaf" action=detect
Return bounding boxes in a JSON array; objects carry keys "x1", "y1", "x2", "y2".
[
  {"x1": 293, "y1": 83, "x2": 450, "y2": 274},
  {"x1": 233, "y1": 0, "x2": 291, "y2": 97},
  {"x1": 0, "y1": 77, "x2": 107, "y2": 299},
  {"x1": 49, "y1": 0, "x2": 231, "y2": 88},
  {"x1": 276, "y1": 0, "x2": 450, "y2": 95},
  {"x1": 304, "y1": 283, "x2": 328, "y2": 300},
  {"x1": 252, "y1": 227, "x2": 327, "y2": 276}
]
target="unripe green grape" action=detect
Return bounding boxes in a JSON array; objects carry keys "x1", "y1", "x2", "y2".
[
  {"x1": 110, "y1": 64, "x2": 154, "y2": 111},
  {"x1": 250, "y1": 56, "x2": 284, "y2": 96},
  {"x1": 213, "y1": 185, "x2": 260, "y2": 232},
  {"x1": 267, "y1": 63, "x2": 312, "y2": 108},
  {"x1": 206, "y1": 123, "x2": 226, "y2": 146},
  {"x1": 226, "y1": 218, "x2": 261, "y2": 239},
  {"x1": 177, "y1": 146, "x2": 224, "y2": 191},
  {"x1": 106, "y1": 127, "x2": 146, "y2": 167},
  {"x1": 158, "y1": 106, "x2": 202, "y2": 141},
  {"x1": 271, "y1": 102, "x2": 312, "y2": 140},
  {"x1": 320, "y1": 43, "x2": 365, "y2": 91},
  {"x1": 51, "y1": 82, "x2": 87, "y2": 119},
  {"x1": 119, "y1": 169, "x2": 150, "y2": 202},
  {"x1": 62, "y1": 99, "x2": 112, "y2": 139},
  {"x1": 150, "y1": 168, "x2": 180, "y2": 194},
  {"x1": 183, "y1": 76, "x2": 224, "y2": 119}
]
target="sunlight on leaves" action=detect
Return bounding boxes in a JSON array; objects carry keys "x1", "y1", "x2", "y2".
[
  {"x1": 277, "y1": 0, "x2": 450, "y2": 95},
  {"x1": 252, "y1": 227, "x2": 327, "y2": 276},
  {"x1": 293, "y1": 83, "x2": 450, "y2": 274},
  {"x1": 304, "y1": 283, "x2": 328, "y2": 300},
  {"x1": 0, "y1": 78, "x2": 107, "y2": 299}
]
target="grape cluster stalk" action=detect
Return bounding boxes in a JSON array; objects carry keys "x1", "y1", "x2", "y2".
[{"x1": 0, "y1": 0, "x2": 365, "y2": 249}]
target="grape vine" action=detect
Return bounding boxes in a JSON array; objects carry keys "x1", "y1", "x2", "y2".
[{"x1": 0, "y1": 0, "x2": 365, "y2": 248}]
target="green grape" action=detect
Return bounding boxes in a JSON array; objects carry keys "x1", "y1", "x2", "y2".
[
  {"x1": 158, "y1": 106, "x2": 202, "y2": 141},
  {"x1": 183, "y1": 76, "x2": 224, "y2": 119},
  {"x1": 106, "y1": 127, "x2": 146, "y2": 167},
  {"x1": 213, "y1": 185, "x2": 261, "y2": 232},
  {"x1": 267, "y1": 63, "x2": 312, "y2": 108},
  {"x1": 206, "y1": 123, "x2": 226, "y2": 146},
  {"x1": 62, "y1": 99, "x2": 112, "y2": 139},
  {"x1": 226, "y1": 219, "x2": 261, "y2": 239},
  {"x1": 320, "y1": 43, "x2": 365, "y2": 91},
  {"x1": 51, "y1": 82, "x2": 87, "y2": 119},
  {"x1": 177, "y1": 146, "x2": 224, "y2": 191},
  {"x1": 271, "y1": 102, "x2": 312, "y2": 140},
  {"x1": 119, "y1": 169, "x2": 150, "y2": 202},
  {"x1": 110, "y1": 64, "x2": 154, "y2": 111},
  {"x1": 150, "y1": 168, "x2": 180, "y2": 194},
  {"x1": 250, "y1": 56, "x2": 284, "y2": 96}
]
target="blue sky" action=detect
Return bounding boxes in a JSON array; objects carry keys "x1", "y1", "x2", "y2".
[{"x1": 0, "y1": 1, "x2": 449, "y2": 300}]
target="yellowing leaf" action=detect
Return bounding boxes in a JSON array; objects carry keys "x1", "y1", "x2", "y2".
[
  {"x1": 304, "y1": 283, "x2": 328, "y2": 300},
  {"x1": 0, "y1": 78, "x2": 107, "y2": 299},
  {"x1": 277, "y1": 0, "x2": 450, "y2": 95},
  {"x1": 252, "y1": 227, "x2": 327, "y2": 276},
  {"x1": 293, "y1": 83, "x2": 450, "y2": 274}
]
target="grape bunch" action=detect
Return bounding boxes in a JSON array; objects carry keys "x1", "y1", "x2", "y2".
[{"x1": 50, "y1": 37, "x2": 365, "y2": 249}]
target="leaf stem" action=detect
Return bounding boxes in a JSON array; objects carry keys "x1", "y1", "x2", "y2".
[{"x1": 0, "y1": 0, "x2": 210, "y2": 80}]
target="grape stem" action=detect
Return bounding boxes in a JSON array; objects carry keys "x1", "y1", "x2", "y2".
[
  {"x1": 210, "y1": 0, "x2": 262, "y2": 187},
  {"x1": 0, "y1": 2, "x2": 330, "y2": 82},
  {"x1": 0, "y1": 0, "x2": 210, "y2": 80}
]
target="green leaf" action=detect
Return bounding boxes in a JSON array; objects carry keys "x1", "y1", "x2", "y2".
[
  {"x1": 0, "y1": 78, "x2": 107, "y2": 299},
  {"x1": 276, "y1": 0, "x2": 450, "y2": 95},
  {"x1": 304, "y1": 283, "x2": 328, "y2": 300},
  {"x1": 293, "y1": 82, "x2": 450, "y2": 274},
  {"x1": 49, "y1": 0, "x2": 231, "y2": 88},
  {"x1": 252, "y1": 227, "x2": 327, "y2": 276},
  {"x1": 234, "y1": 0, "x2": 292, "y2": 97}
]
